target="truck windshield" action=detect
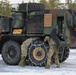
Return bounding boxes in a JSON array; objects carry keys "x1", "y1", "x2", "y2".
[{"x1": 12, "y1": 13, "x2": 22, "y2": 28}]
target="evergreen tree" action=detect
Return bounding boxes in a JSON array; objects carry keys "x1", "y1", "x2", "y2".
[
  {"x1": 40, "y1": 0, "x2": 61, "y2": 9},
  {"x1": 32, "y1": 0, "x2": 35, "y2": 2},
  {"x1": 48, "y1": 0, "x2": 60, "y2": 9},
  {"x1": 66, "y1": 0, "x2": 72, "y2": 9},
  {"x1": 0, "y1": 0, "x2": 12, "y2": 17},
  {"x1": 40, "y1": 0, "x2": 49, "y2": 9},
  {"x1": 29, "y1": 0, "x2": 35, "y2": 2}
]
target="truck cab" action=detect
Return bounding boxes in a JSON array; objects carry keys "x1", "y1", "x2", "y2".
[{"x1": 0, "y1": 3, "x2": 75, "y2": 66}]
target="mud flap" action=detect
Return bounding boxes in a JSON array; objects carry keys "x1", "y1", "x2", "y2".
[{"x1": 50, "y1": 29, "x2": 61, "y2": 46}]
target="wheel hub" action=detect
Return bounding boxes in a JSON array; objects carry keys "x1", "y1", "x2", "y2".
[
  {"x1": 8, "y1": 46, "x2": 17, "y2": 58},
  {"x1": 33, "y1": 47, "x2": 45, "y2": 61},
  {"x1": 36, "y1": 51, "x2": 42, "y2": 56},
  {"x1": 28, "y1": 39, "x2": 48, "y2": 66}
]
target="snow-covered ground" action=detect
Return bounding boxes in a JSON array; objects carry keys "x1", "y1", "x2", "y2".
[{"x1": 0, "y1": 50, "x2": 76, "y2": 75}]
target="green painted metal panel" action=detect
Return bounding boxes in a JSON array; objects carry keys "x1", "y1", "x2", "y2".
[{"x1": 44, "y1": 27, "x2": 52, "y2": 35}]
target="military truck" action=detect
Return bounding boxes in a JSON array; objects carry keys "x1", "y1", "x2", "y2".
[{"x1": 0, "y1": 3, "x2": 75, "y2": 66}]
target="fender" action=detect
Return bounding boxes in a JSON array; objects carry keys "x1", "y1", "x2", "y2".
[{"x1": 50, "y1": 29, "x2": 61, "y2": 46}]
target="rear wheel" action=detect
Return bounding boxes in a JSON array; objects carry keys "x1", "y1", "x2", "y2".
[
  {"x1": 2, "y1": 41, "x2": 21, "y2": 65},
  {"x1": 58, "y1": 47, "x2": 70, "y2": 63},
  {"x1": 51, "y1": 47, "x2": 70, "y2": 64}
]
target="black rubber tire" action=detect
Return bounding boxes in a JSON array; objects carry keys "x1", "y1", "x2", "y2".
[
  {"x1": 1, "y1": 41, "x2": 21, "y2": 65},
  {"x1": 58, "y1": 47, "x2": 70, "y2": 63},
  {"x1": 51, "y1": 47, "x2": 70, "y2": 64},
  {"x1": 19, "y1": 3, "x2": 45, "y2": 12},
  {"x1": 28, "y1": 39, "x2": 48, "y2": 66}
]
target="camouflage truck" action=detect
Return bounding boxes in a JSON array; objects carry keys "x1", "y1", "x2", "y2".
[{"x1": 0, "y1": 3, "x2": 75, "y2": 66}]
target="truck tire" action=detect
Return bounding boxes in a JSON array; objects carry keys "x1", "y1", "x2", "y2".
[
  {"x1": 1, "y1": 41, "x2": 21, "y2": 65},
  {"x1": 28, "y1": 39, "x2": 48, "y2": 66},
  {"x1": 19, "y1": 3, "x2": 45, "y2": 12},
  {"x1": 58, "y1": 47, "x2": 70, "y2": 63},
  {"x1": 51, "y1": 47, "x2": 69, "y2": 63}
]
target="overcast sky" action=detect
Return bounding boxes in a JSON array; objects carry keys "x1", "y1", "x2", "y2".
[
  {"x1": 0, "y1": 0, "x2": 75, "y2": 4},
  {"x1": 9, "y1": 0, "x2": 66, "y2": 4}
]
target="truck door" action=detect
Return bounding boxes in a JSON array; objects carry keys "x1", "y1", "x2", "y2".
[
  {"x1": 57, "y1": 16, "x2": 66, "y2": 41},
  {"x1": 26, "y1": 11, "x2": 44, "y2": 36},
  {"x1": 2, "y1": 17, "x2": 10, "y2": 32}
]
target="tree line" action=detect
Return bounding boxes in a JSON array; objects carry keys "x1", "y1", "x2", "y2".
[
  {"x1": 0, "y1": 0, "x2": 76, "y2": 17},
  {"x1": 0, "y1": 0, "x2": 12, "y2": 17},
  {"x1": 39, "y1": 0, "x2": 76, "y2": 10}
]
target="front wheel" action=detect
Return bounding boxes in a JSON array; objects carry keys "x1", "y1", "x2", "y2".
[{"x1": 1, "y1": 41, "x2": 21, "y2": 65}]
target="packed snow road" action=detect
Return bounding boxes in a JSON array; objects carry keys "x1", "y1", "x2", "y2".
[{"x1": 0, "y1": 50, "x2": 76, "y2": 75}]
